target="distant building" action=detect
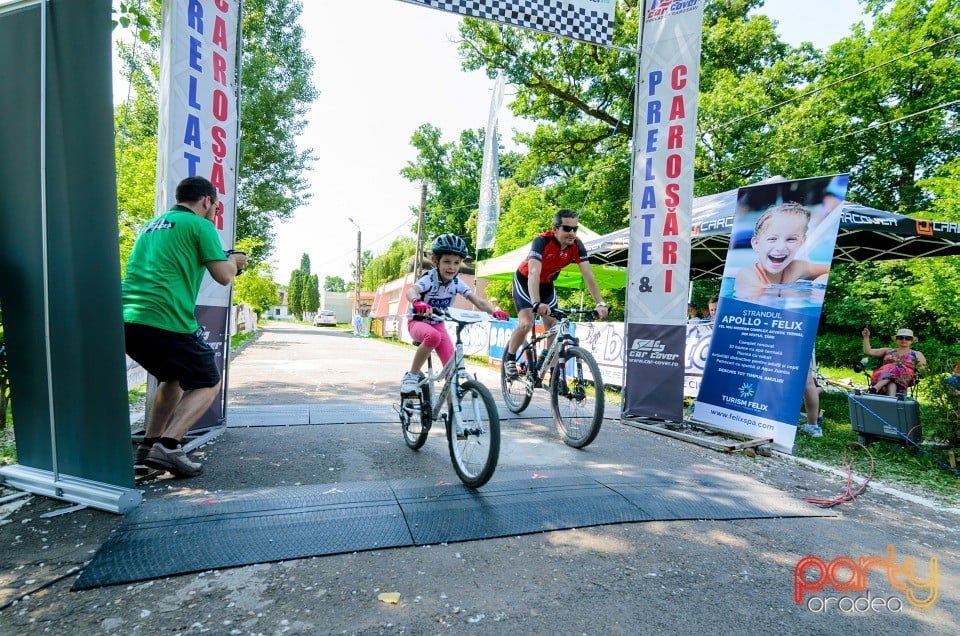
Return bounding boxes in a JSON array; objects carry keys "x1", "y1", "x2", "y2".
[
  {"x1": 320, "y1": 291, "x2": 353, "y2": 324},
  {"x1": 267, "y1": 289, "x2": 292, "y2": 321}
]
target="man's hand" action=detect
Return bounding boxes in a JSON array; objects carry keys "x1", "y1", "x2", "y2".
[
  {"x1": 595, "y1": 303, "x2": 609, "y2": 320},
  {"x1": 227, "y1": 250, "x2": 249, "y2": 274},
  {"x1": 493, "y1": 310, "x2": 509, "y2": 321}
]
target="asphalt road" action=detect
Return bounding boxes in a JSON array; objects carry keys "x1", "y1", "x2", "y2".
[{"x1": 0, "y1": 321, "x2": 958, "y2": 635}]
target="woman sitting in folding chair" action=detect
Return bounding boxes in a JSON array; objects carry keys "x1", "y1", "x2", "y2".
[{"x1": 861, "y1": 327, "x2": 927, "y2": 396}]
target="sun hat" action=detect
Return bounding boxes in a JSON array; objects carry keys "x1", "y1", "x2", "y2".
[{"x1": 895, "y1": 328, "x2": 915, "y2": 340}]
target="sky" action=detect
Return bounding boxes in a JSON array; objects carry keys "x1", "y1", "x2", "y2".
[{"x1": 271, "y1": 0, "x2": 873, "y2": 284}]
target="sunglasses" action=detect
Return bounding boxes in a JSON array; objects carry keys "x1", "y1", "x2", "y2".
[
  {"x1": 557, "y1": 224, "x2": 579, "y2": 233},
  {"x1": 896, "y1": 335, "x2": 913, "y2": 340}
]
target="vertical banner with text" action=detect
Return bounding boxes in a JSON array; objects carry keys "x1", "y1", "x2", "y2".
[
  {"x1": 693, "y1": 176, "x2": 848, "y2": 451},
  {"x1": 623, "y1": 1, "x2": 705, "y2": 420},
  {"x1": 156, "y1": 0, "x2": 241, "y2": 428}
]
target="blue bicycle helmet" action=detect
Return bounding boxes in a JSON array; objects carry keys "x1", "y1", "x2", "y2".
[{"x1": 431, "y1": 234, "x2": 468, "y2": 258}]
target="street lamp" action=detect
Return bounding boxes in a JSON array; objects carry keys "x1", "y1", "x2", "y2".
[{"x1": 347, "y1": 217, "x2": 361, "y2": 317}]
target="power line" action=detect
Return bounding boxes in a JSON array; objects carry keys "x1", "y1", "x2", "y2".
[
  {"x1": 701, "y1": 98, "x2": 960, "y2": 185},
  {"x1": 536, "y1": 33, "x2": 960, "y2": 200},
  {"x1": 546, "y1": 34, "x2": 960, "y2": 211},
  {"x1": 703, "y1": 33, "x2": 959, "y2": 135},
  {"x1": 307, "y1": 216, "x2": 416, "y2": 276}
]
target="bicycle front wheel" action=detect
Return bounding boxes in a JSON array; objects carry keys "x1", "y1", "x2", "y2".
[
  {"x1": 447, "y1": 379, "x2": 500, "y2": 488},
  {"x1": 551, "y1": 346, "x2": 604, "y2": 449},
  {"x1": 501, "y1": 346, "x2": 535, "y2": 413},
  {"x1": 400, "y1": 387, "x2": 430, "y2": 450}
]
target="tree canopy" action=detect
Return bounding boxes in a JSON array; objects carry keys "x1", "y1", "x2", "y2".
[{"x1": 114, "y1": 0, "x2": 317, "y2": 266}]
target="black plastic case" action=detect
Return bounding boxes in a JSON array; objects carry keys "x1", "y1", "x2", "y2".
[{"x1": 848, "y1": 392, "x2": 921, "y2": 445}]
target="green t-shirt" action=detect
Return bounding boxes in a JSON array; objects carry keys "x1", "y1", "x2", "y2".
[{"x1": 122, "y1": 207, "x2": 227, "y2": 333}]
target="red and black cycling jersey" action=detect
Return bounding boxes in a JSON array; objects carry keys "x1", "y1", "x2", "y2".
[{"x1": 517, "y1": 230, "x2": 589, "y2": 283}]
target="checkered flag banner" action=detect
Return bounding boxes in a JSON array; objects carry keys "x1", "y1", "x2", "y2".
[{"x1": 398, "y1": 0, "x2": 615, "y2": 46}]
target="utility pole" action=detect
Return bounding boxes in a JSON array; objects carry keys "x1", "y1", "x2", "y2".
[
  {"x1": 347, "y1": 217, "x2": 362, "y2": 316},
  {"x1": 414, "y1": 182, "x2": 427, "y2": 279}
]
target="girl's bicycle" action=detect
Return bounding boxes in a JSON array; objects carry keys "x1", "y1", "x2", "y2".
[
  {"x1": 397, "y1": 307, "x2": 500, "y2": 488},
  {"x1": 500, "y1": 308, "x2": 604, "y2": 448}
]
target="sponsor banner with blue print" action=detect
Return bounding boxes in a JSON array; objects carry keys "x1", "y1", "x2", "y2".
[{"x1": 693, "y1": 176, "x2": 848, "y2": 451}]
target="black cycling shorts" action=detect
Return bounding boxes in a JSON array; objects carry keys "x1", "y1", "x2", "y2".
[
  {"x1": 124, "y1": 322, "x2": 221, "y2": 390},
  {"x1": 512, "y1": 271, "x2": 557, "y2": 311}
]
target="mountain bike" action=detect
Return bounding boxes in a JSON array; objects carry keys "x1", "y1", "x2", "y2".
[
  {"x1": 500, "y1": 308, "x2": 604, "y2": 448},
  {"x1": 397, "y1": 307, "x2": 500, "y2": 488}
]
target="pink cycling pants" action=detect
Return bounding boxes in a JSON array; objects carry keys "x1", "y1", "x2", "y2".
[{"x1": 407, "y1": 319, "x2": 453, "y2": 365}]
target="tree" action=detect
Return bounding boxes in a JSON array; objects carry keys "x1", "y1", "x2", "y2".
[
  {"x1": 401, "y1": 124, "x2": 521, "y2": 259},
  {"x1": 362, "y1": 237, "x2": 416, "y2": 291},
  {"x1": 324, "y1": 276, "x2": 346, "y2": 292},
  {"x1": 114, "y1": 0, "x2": 162, "y2": 271},
  {"x1": 114, "y1": 0, "x2": 317, "y2": 264},
  {"x1": 350, "y1": 250, "x2": 375, "y2": 291},
  {"x1": 770, "y1": 0, "x2": 960, "y2": 212},
  {"x1": 785, "y1": 0, "x2": 960, "y2": 361},
  {"x1": 233, "y1": 263, "x2": 280, "y2": 318},
  {"x1": 452, "y1": 1, "x2": 828, "y2": 235},
  {"x1": 287, "y1": 270, "x2": 304, "y2": 320},
  {"x1": 303, "y1": 274, "x2": 320, "y2": 315}
]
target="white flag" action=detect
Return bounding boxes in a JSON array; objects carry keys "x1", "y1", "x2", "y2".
[{"x1": 477, "y1": 72, "x2": 505, "y2": 250}]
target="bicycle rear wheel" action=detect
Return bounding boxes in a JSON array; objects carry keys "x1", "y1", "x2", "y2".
[
  {"x1": 501, "y1": 346, "x2": 535, "y2": 413},
  {"x1": 400, "y1": 387, "x2": 430, "y2": 450},
  {"x1": 447, "y1": 379, "x2": 500, "y2": 488},
  {"x1": 551, "y1": 346, "x2": 604, "y2": 448}
]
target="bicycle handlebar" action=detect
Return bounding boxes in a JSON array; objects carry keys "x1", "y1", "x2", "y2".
[
  {"x1": 428, "y1": 306, "x2": 492, "y2": 325},
  {"x1": 541, "y1": 307, "x2": 599, "y2": 322}
]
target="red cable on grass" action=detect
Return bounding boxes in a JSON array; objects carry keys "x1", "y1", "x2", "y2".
[{"x1": 803, "y1": 443, "x2": 875, "y2": 508}]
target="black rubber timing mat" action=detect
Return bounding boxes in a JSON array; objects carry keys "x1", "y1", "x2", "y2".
[{"x1": 73, "y1": 467, "x2": 832, "y2": 589}]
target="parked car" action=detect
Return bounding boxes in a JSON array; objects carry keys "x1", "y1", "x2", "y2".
[{"x1": 313, "y1": 310, "x2": 338, "y2": 327}]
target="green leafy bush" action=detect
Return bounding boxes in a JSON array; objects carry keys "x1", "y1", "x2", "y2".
[{"x1": 815, "y1": 332, "x2": 864, "y2": 368}]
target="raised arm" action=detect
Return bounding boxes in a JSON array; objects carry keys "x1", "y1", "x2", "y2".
[{"x1": 862, "y1": 327, "x2": 887, "y2": 357}]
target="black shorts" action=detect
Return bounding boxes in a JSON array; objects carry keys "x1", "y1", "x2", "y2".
[
  {"x1": 124, "y1": 322, "x2": 221, "y2": 390},
  {"x1": 512, "y1": 271, "x2": 557, "y2": 311}
]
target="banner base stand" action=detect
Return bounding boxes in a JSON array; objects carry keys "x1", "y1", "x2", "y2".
[
  {"x1": 0, "y1": 464, "x2": 141, "y2": 514},
  {"x1": 182, "y1": 425, "x2": 226, "y2": 453},
  {"x1": 622, "y1": 417, "x2": 772, "y2": 454}
]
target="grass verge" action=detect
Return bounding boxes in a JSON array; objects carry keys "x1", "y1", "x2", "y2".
[{"x1": 793, "y1": 369, "x2": 960, "y2": 503}]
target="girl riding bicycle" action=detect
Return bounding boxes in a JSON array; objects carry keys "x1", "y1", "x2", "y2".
[{"x1": 401, "y1": 234, "x2": 508, "y2": 394}]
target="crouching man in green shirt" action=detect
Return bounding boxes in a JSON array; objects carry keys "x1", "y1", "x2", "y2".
[{"x1": 122, "y1": 176, "x2": 248, "y2": 477}]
